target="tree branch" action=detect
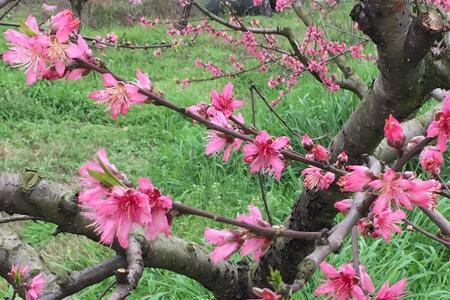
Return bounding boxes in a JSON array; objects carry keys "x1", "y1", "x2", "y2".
[
  {"x1": 108, "y1": 237, "x2": 144, "y2": 300},
  {"x1": 0, "y1": 0, "x2": 13, "y2": 10},
  {"x1": 292, "y1": 0, "x2": 368, "y2": 99},
  {"x1": 0, "y1": 172, "x2": 242, "y2": 299},
  {"x1": 0, "y1": 223, "x2": 60, "y2": 298},
  {"x1": 42, "y1": 256, "x2": 127, "y2": 299},
  {"x1": 405, "y1": 219, "x2": 450, "y2": 248}
]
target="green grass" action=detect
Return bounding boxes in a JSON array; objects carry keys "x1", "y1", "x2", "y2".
[{"x1": 0, "y1": 3, "x2": 449, "y2": 299}]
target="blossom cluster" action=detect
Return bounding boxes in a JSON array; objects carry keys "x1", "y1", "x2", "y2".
[
  {"x1": 78, "y1": 149, "x2": 173, "y2": 248},
  {"x1": 187, "y1": 83, "x2": 291, "y2": 180},
  {"x1": 337, "y1": 165, "x2": 440, "y2": 242},
  {"x1": 384, "y1": 98, "x2": 450, "y2": 177},
  {"x1": 204, "y1": 205, "x2": 272, "y2": 263},
  {"x1": 316, "y1": 262, "x2": 407, "y2": 300},
  {"x1": 8, "y1": 265, "x2": 45, "y2": 300},
  {"x1": 2, "y1": 10, "x2": 96, "y2": 84}
]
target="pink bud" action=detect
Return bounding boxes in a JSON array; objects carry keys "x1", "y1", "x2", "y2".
[
  {"x1": 312, "y1": 144, "x2": 329, "y2": 162},
  {"x1": 384, "y1": 114, "x2": 405, "y2": 149},
  {"x1": 337, "y1": 151, "x2": 348, "y2": 164},
  {"x1": 419, "y1": 146, "x2": 443, "y2": 175},
  {"x1": 301, "y1": 134, "x2": 314, "y2": 151},
  {"x1": 334, "y1": 199, "x2": 352, "y2": 214}
]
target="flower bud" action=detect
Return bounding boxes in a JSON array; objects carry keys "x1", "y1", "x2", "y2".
[
  {"x1": 301, "y1": 134, "x2": 314, "y2": 151},
  {"x1": 419, "y1": 146, "x2": 443, "y2": 175},
  {"x1": 312, "y1": 144, "x2": 329, "y2": 162},
  {"x1": 384, "y1": 114, "x2": 405, "y2": 149},
  {"x1": 337, "y1": 151, "x2": 348, "y2": 164}
]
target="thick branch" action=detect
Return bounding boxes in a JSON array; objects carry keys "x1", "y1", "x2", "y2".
[
  {"x1": 0, "y1": 172, "x2": 241, "y2": 299},
  {"x1": 109, "y1": 237, "x2": 144, "y2": 300},
  {"x1": 0, "y1": 223, "x2": 59, "y2": 298},
  {"x1": 42, "y1": 256, "x2": 127, "y2": 299},
  {"x1": 0, "y1": 0, "x2": 13, "y2": 9}
]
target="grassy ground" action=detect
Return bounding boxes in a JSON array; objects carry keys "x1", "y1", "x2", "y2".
[{"x1": 0, "y1": 2, "x2": 449, "y2": 299}]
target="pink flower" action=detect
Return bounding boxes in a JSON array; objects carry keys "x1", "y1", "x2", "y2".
[
  {"x1": 135, "y1": 69, "x2": 153, "y2": 91},
  {"x1": 369, "y1": 169, "x2": 410, "y2": 213},
  {"x1": 419, "y1": 146, "x2": 443, "y2": 175},
  {"x1": 427, "y1": 95, "x2": 450, "y2": 150},
  {"x1": 237, "y1": 205, "x2": 272, "y2": 261},
  {"x1": 210, "y1": 82, "x2": 244, "y2": 118},
  {"x1": 78, "y1": 148, "x2": 123, "y2": 203},
  {"x1": 400, "y1": 178, "x2": 440, "y2": 210},
  {"x1": 9, "y1": 264, "x2": 29, "y2": 284},
  {"x1": 338, "y1": 165, "x2": 374, "y2": 192},
  {"x1": 243, "y1": 131, "x2": 290, "y2": 180},
  {"x1": 138, "y1": 177, "x2": 173, "y2": 239},
  {"x1": 384, "y1": 114, "x2": 405, "y2": 149},
  {"x1": 205, "y1": 112, "x2": 243, "y2": 162},
  {"x1": 66, "y1": 35, "x2": 93, "y2": 80},
  {"x1": 187, "y1": 102, "x2": 210, "y2": 119},
  {"x1": 50, "y1": 10, "x2": 80, "y2": 41},
  {"x1": 373, "y1": 209, "x2": 406, "y2": 243},
  {"x1": 302, "y1": 166, "x2": 335, "y2": 191},
  {"x1": 253, "y1": 0, "x2": 263, "y2": 6},
  {"x1": 375, "y1": 278, "x2": 407, "y2": 300},
  {"x1": 3, "y1": 16, "x2": 49, "y2": 85},
  {"x1": 249, "y1": 288, "x2": 282, "y2": 300},
  {"x1": 275, "y1": 0, "x2": 295, "y2": 12},
  {"x1": 334, "y1": 199, "x2": 352, "y2": 214},
  {"x1": 312, "y1": 144, "x2": 329, "y2": 162},
  {"x1": 315, "y1": 262, "x2": 374, "y2": 300},
  {"x1": 85, "y1": 186, "x2": 152, "y2": 248},
  {"x1": 89, "y1": 73, "x2": 147, "y2": 119},
  {"x1": 45, "y1": 10, "x2": 80, "y2": 77},
  {"x1": 26, "y1": 273, "x2": 45, "y2": 300},
  {"x1": 301, "y1": 134, "x2": 314, "y2": 151},
  {"x1": 204, "y1": 228, "x2": 241, "y2": 263},
  {"x1": 370, "y1": 169, "x2": 440, "y2": 213},
  {"x1": 107, "y1": 33, "x2": 118, "y2": 43}
]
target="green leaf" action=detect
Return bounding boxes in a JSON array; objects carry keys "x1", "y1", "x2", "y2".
[
  {"x1": 97, "y1": 156, "x2": 126, "y2": 188},
  {"x1": 87, "y1": 169, "x2": 120, "y2": 187},
  {"x1": 19, "y1": 21, "x2": 37, "y2": 37}
]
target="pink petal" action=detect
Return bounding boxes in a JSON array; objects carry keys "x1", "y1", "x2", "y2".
[
  {"x1": 223, "y1": 82, "x2": 233, "y2": 99},
  {"x1": 102, "y1": 73, "x2": 118, "y2": 87}
]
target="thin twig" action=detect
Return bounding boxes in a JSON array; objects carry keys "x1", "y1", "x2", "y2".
[
  {"x1": 188, "y1": 58, "x2": 279, "y2": 84},
  {"x1": 252, "y1": 85, "x2": 301, "y2": 136},
  {"x1": 173, "y1": 201, "x2": 322, "y2": 240},
  {"x1": 0, "y1": 0, "x2": 21, "y2": 21},
  {"x1": 250, "y1": 84, "x2": 273, "y2": 225},
  {"x1": 0, "y1": 0, "x2": 14, "y2": 10},
  {"x1": 405, "y1": 219, "x2": 450, "y2": 248},
  {"x1": 0, "y1": 215, "x2": 41, "y2": 224},
  {"x1": 351, "y1": 226, "x2": 360, "y2": 278},
  {"x1": 97, "y1": 280, "x2": 116, "y2": 300}
]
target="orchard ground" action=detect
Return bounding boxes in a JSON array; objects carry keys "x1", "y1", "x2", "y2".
[{"x1": 0, "y1": 2, "x2": 449, "y2": 299}]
